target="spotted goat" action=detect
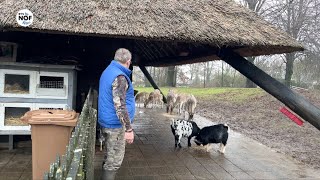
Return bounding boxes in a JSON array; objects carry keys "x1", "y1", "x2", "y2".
[
  {"x1": 170, "y1": 118, "x2": 200, "y2": 148},
  {"x1": 194, "y1": 124, "x2": 229, "y2": 153}
]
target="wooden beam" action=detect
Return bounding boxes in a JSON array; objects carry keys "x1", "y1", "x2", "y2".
[
  {"x1": 136, "y1": 41, "x2": 158, "y2": 60},
  {"x1": 139, "y1": 65, "x2": 167, "y2": 103},
  {"x1": 135, "y1": 41, "x2": 154, "y2": 61},
  {"x1": 149, "y1": 49, "x2": 217, "y2": 66},
  {"x1": 153, "y1": 42, "x2": 171, "y2": 57},
  {"x1": 217, "y1": 48, "x2": 320, "y2": 131}
]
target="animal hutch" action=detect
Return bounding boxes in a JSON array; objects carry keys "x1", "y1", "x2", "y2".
[{"x1": 0, "y1": 58, "x2": 78, "y2": 149}]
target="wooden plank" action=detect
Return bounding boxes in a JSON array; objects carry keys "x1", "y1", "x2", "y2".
[
  {"x1": 0, "y1": 97, "x2": 67, "y2": 103},
  {"x1": 85, "y1": 108, "x2": 97, "y2": 179},
  {"x1": 145, "y1": 47, "x2": 217, "y2": 66},
  {"x1": 43, "y1": 87, "x2": 97, "y2": 179},
  {"x1": 138, "y1": 65, "x2": 167, "y2": 103},
  {"x1": 0, "y1": 61, "x2": 79, "y2": 70},
  {"x1": 217, "y1": 48, "x2": 320, "y2": 131}
]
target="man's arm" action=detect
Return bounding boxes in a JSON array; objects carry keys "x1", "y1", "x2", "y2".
[{"x1": 112, "y1": 75, "x2": 132, "y2": 131}]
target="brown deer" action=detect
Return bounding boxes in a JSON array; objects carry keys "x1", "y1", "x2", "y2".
[
  {"x1": 184, "y1": 94, "x2": 197, "y2": 120},
  {"x1": 135, "y1": 92, "x2": 149, "y2": 108},
  {"x1": 166, "y1": 90, "x2": 177, "y2": 114},
  {"x1": 174, "y1": 94, "x2": 188, "y2": 115},
  {"x1": 144, "y1": 89, "x2": 164, "y2": 108}
]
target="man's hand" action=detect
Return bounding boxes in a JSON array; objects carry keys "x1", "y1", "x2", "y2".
[{"x1": 124, "y1": 131, "x2": 134, "y2": 144}]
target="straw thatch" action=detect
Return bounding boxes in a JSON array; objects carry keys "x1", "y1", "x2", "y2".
[{"x1": 0, "y1": 0, "x2": 303, "y2": 66}]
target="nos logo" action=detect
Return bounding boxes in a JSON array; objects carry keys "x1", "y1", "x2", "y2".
[{"x1": 16, "y1": 9, "x2": 33, "y2": 27}]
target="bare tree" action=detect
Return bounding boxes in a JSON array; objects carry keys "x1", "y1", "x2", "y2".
[
  {"x1": 264, "y1": 0, "x2": 319, "y2": 86},
  {"x1": 205, "y1": 61, "x2": 214, "y2": 87},
  {"x1": 221, "y1": 61, "x2": 224, "y2": 87},
  {"x1": 189, "y1": 63, "x2": 197, "y2": 83},
  {"x1": 166, "y1": 66, "x2": 177, "y2": 87},
  {"x1": 202, "y1": 62, "x2": 214, "y2": 88},
  {"x1": 239, "y1": 0, "x2": 267, "y2": 87},
  {"x1": 240, "y1": 0, "x2": 267, "y2": 14}
]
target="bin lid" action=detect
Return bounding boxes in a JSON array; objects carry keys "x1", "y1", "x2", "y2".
[{"x1": 21, "y1": 110, "x2": 78, "y2": 126}]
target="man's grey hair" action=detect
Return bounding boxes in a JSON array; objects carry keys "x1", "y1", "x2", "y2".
[{"x1": 114, "y1": 48, "x2": 132, "y2": 63}]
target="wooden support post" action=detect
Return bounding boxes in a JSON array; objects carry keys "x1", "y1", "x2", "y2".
[
  {"x1": 139, "y1": 65, "x2": 167, "y2": 103},
  {"x1": 129, "y1": 63, "x2": 133, "y2": 81},
  {"x1": 217, "y1": 48, "x2": 320, "y2": 131},
  {"x1": 8, "y1": 135, "x2": 13, "y2": 150}
]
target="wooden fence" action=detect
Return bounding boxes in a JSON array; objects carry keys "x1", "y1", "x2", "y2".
[{"x1": 44, "y1": 88, "x2": 97, "y2": 180}]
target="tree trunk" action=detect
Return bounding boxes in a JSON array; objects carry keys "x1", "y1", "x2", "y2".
[
  {"x1": 190, "y1": 64, "x2": 194, "y2": 82},
  {"x1": 232, "y1": 69, "x2": 236, "y2": 87},
  {"x1": 246, "y1": 57, "x2": 257, "y2": 88},
  {"x1": 144, "y1": 67, "x2": 151, "y2": 87},
  {"x1": 166, "y1": 66, "x2": 176, "y2": 87},
  {"x1": 221, "y1": 61, "x2": 224, "y2": 87},
  {"x1": 206, "y1": 62, "x2": 212, "y2": 87},
  {"x1": 285, "y1": 53, "x2": 295, "y2": 87},
  {"x1": 173, "y1": 67, "x2": 177, "y2": 87},
  {"x1": 203, "y1": 63, "x2": 206, "y2": 88}
]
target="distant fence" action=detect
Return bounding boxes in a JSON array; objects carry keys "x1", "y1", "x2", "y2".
[{"x1": 44, "y1": 88, "x2": 97, "y2": 180}]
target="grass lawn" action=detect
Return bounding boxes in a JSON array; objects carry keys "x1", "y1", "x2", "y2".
[{"x1": 135, "y1": 87, "x2": 266, "y2": 102}]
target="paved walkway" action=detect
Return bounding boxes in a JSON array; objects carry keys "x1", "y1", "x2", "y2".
[
  {"x1": 1, "y1": 108, "x2": 320, "y2": 179},
  {"x1": 95, "y1": 108, "x2": 320, "y2": 180},
  {"x1": 0, "y1": 145, "x2": 32, "y2": 180}
]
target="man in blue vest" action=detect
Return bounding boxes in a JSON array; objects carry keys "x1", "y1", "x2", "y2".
[{"x1": 98, "y1": 48, "x2": 135, "y2": 180}]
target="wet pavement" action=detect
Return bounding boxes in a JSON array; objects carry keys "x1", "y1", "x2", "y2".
[
  {"x1": 0, "y1": 146, "x2": 32, "y2": 180},
  {"x1": 1, "y1": 107, "x2": 320, "y2": 179},
  {"x1": 95, "y1": 108, "x2": 320, "y2": 180}
]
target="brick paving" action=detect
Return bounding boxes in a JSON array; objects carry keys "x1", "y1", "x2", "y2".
[
  {"x1": 0, "y1": 147, "x2": 32, "y2": 180},
  {"x1": 95, "y1": 108, "x2": 320, "y2": 180},
  {"x1": 1, "y1": 108, "x2": 320, "y2": 179}
]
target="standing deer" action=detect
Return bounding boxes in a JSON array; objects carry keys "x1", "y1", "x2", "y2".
[
  {"x1": 135, "y1": 92, "x2": 149, "y2": 108},
  {"x1": 167, "y1": 90, "x2": 177, "y2": 114},
  {"x1": 184, "y1": 94, "x2": 197, "y2": 120},
  {"x1": 144, "y1": 89, "x2": 164, "y2": 108},
  {"x1": 174, "y1": 94, "x2": 188, "y2": 115}
]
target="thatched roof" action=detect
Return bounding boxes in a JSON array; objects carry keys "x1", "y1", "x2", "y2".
[{"x1": 0, "y1": 0, "x2": 303, "y2": 66}]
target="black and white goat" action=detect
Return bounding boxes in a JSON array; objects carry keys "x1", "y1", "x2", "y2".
[
  {"x1": 170, "y1": 118, "x2": 200, "y2": 148},
  {"x1": 194, "y1": 124, "x2": 229, "y2": 153}
]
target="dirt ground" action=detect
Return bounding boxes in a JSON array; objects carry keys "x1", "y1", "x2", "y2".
[{"x1": 196, "y1": 88, "x2": 320, "y2": 170}]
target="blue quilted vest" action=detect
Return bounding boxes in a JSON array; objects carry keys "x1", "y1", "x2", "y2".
[{"x1": 98, "y1": 60, "x2": 135, "y2": 128}]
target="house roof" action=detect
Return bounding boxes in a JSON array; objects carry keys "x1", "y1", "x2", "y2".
[{"x1": 0, "y1": 0, "x2": 303, "y2": 66}]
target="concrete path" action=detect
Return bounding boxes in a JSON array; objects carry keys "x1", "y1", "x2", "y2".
[{"x1": 95, "y1": 108, "x2": 320, "y2": 180}]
